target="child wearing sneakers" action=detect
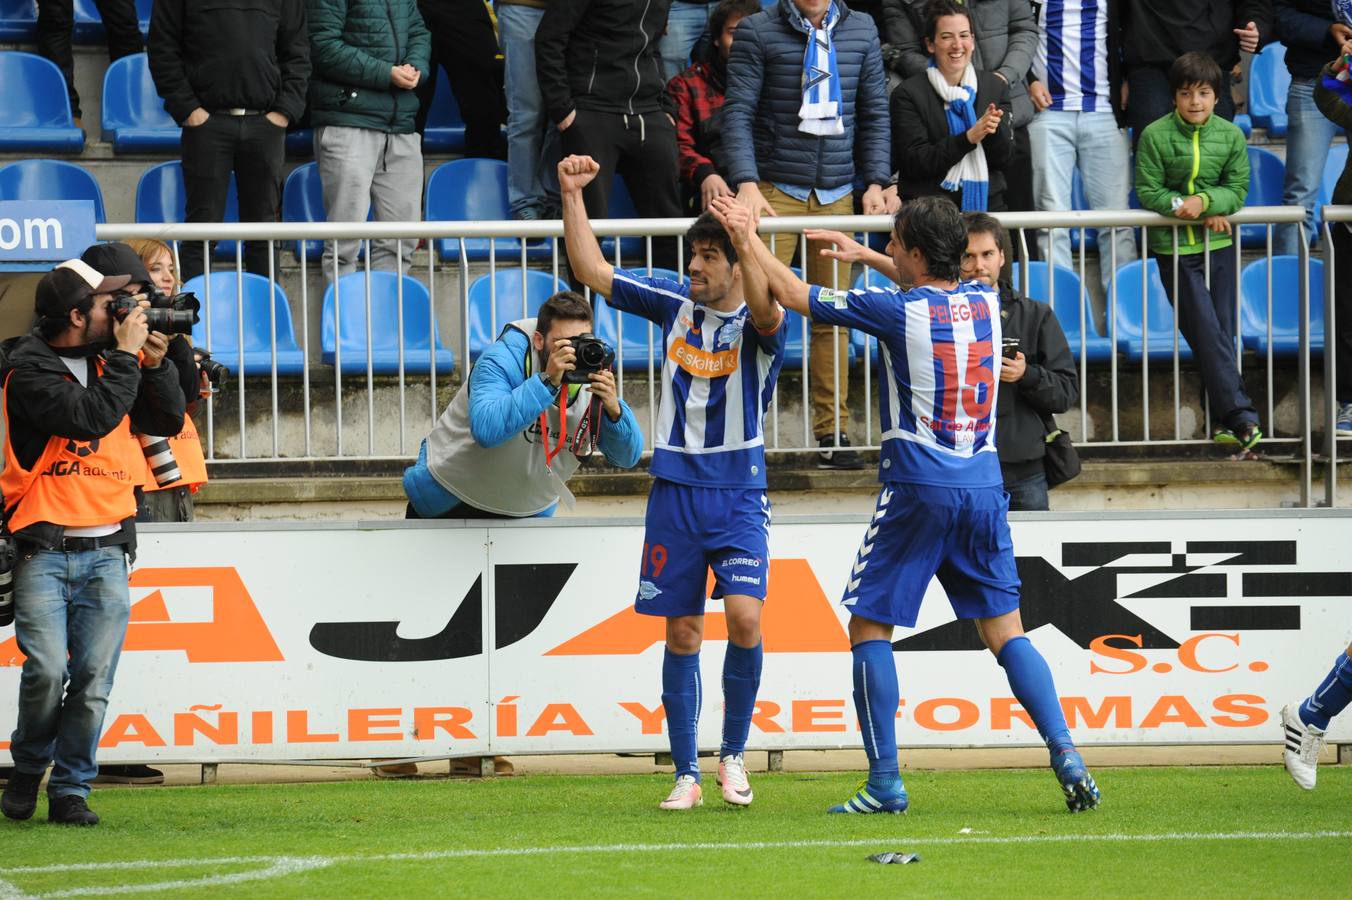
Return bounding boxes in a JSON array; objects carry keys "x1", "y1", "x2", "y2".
[{"x1": 1135, "y1": 51, "x2": 1261, "y2": 451}]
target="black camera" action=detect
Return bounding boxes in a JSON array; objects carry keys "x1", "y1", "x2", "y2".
[
  {"x1": 110, "y1": 289, "x2": 200, "y2": 336},
  {"x1": 0, "y1": 534, "x2": 15, "y2": 628},
  {"x1": 1002, "y1": 337, "x2": 1020, "y2": 360},
  {"x1": 563, "y1": 333, "x2": 616, "y2": 384},
  {"x1": 195, "y1": 350, "x2": 229, "y2": 391}
]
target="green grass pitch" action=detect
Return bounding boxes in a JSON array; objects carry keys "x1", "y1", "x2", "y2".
[{"x1": 1, "y1": 766, "x2": 1349, "y2": 897}]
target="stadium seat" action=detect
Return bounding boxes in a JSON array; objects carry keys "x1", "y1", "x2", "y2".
[
  {"x1": 1313, "y1": 143, "x2": 1349, "y2": 238},
  {"x1": 599, "y1": 175, "x2": 644, "y2": 261},
  {"x1": 282, "y1": 161, "x2": 375, "y2": 262},
  {"x1": 1239, "y1": 146, "x2": 1285, "y2": 247},
  {"x1": 321, "y1": 272, "x2": 455, "y2": 375},
  {"x1": 0, "y1": 53, "x2": 84, "y2": 152},
  {"x1": 1239, "y1": 256, "x2": 1325, "y2": 357},
  {"x1": 1248, "y1": 43, "x2": 1289, "y2": 137},
  {"x1": 1232, "y1": 113, "x2": 1252, "y2": 138},
  {"x1": 422, "y1": 69, "x2": 466, "y2": 153},
  {"x1": 101, "y1": 53, "x2": 179, "y2": 153},
  {"x1": 71, "y1": 0, "x2": 152, "y2": 41},
  {"x1": 184, "y1": 272, "x2": 306, "y2": 376},
  {"x1": 135, "y1": 161, "x2": 240, "y2": 259},
  {"x1": 592, "y1": 269, "x2": 686, "y2": 371},
  {"x1": 466, "y1": 269, "x2": 569, "y2": 360},
  {"x1": 285, "y1": 128, "x2": 314, "y2": 156},
  {"x1": 0, "y1": 159, "x2": 104, "y2": 220},
  {"x1": 1012, "y1": 261, "x2": 1115, "y2": 363},
  {"x1": 427, "y1": 159, "x2": 549, "y2": 262},
  {"x1": 0, "y1": 0, "x2": 37, "y2": 41},
  {"x1": 1111, "y1": 259, "x2": 1194, "y2": 362}
]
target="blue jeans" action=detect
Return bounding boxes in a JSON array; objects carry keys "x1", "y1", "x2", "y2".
[
  {"x1": 9, "y1": 547, "x2": 130, "y2": 799},
  {"x1": 1004, "y1": 470, "x2": 1050, "y2": 512},
  {"x1": 1277, "y1": 78, "x2": 1339, "y2": 256},
  {"x1": 496, "y1": 2, "x2": 561, "y2": 218},
  {"x1": 658, "y1": 1, "x2": 712, "y2": 83},
  {"x1": 1029, "y1": 109, "x2": 1138, "y2": 297}
]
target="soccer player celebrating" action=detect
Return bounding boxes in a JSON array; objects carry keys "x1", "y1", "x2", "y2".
[
  {"x1": 559, "y1": 155, "x2": 788, "y2": 810},
  {"x1": 718, "y1": 194, "x2": 1100, "y2": 814}
]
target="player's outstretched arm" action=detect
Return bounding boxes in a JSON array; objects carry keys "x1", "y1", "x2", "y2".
[
  {"x1": 559, "y1": 155, "x2": 615, "y2": 297},
  {"x1": 804, "y1": 229, "x2": 902, "y2": 286},
  {"x1": 731, "y1": 213, "x2": 812, "y2": 316},
  {"x1": 710, "y1": 197, "x2": 780, "y2": 332}
]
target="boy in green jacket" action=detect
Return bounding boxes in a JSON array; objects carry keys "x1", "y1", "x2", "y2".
[{"x1": 1135, "y1": 51, "x2": 1261, "y2": 451}]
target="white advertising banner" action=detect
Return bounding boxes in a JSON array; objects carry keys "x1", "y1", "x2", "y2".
[{"x1": 2, "y1": 512, "x2": 1350, "y2": 764}]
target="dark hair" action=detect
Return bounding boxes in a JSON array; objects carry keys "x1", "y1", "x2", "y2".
[
  {"x1": 37, "y1": 306, "x2": 87, "y2": 340},
  {"x1": 536, "y1": 290, "x2": 592, "y2": 337},
  {"x1": 962, "y1": 211, "x2": 1006, "y2": 246},
  {"x1": 893, "y1": 196, "x2": 967, "y2": 282},
  {"x1": 923, "y1": 0, "x2": 972, "y2": 42},
  {"x1": 685, "y1": 211, "x2": 738, "y2": 264},
  {"x1": 1169, "y1": 51, "x2": 1223, "y2": 96},
  {"x1": 709, "y1": 0, "x2": 760, "y2": 44}
]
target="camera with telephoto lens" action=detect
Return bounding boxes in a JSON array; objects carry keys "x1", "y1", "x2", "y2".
[
  {"x1": 562, "y1": 333, "x2": 616, "y2": 384},
  {"x1": 109, "y1": 288, "x2": 201, "y2": 336},
  {"x1": 195, "y1": 350, "x2": 228, "y2": 392},
  {"x1": 0, "y1": 534, "x2": 15, "y2": 628}
]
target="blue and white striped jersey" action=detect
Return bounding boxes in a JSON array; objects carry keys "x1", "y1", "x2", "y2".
[
  {"x1": 1031, "y1": 0, "x2": 1110, "y2": 112},
  {"x1": 608, "y1": 269, "x2": 788, "y2": 489},
  {"x1": 809, "y1": 281, "x2": 1003, "y2": 488}
]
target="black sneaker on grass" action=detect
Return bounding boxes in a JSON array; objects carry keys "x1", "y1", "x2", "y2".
[
  {"x1": 93, "y1": 764, "x2": 164, "y2": 785},
  {"x1": 817, "y1": 433, "x2": 864, "y2": 470},
  {"x1": 1, "y1": 769, "x2": 42, "y2": 820},
  {"x1": 48, "y1": 794, "x2": 99, "y2": 826}
]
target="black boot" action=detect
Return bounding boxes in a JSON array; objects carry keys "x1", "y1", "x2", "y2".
[
  {"x1": 1, "y1": 769, "x2": 42, "y2": 820},
  {"x1": 48, "y1": 794, "x2": 99, "y2": 826}
]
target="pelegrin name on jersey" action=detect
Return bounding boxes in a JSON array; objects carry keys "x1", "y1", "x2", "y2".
[
  {"x1": 929, "y1": 298, "x2": 992, "y2": 324},
  {"x1": 41, "y1": 460, "x2": 129, "y2": 479},
  {"x1": 918, "y1": 415, "x2": 992, "y2": 434}
]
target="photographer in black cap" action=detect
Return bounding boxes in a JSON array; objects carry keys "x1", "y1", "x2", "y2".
[{"x1": 0, "y1": 259, "x2": 184, "y2": 826}]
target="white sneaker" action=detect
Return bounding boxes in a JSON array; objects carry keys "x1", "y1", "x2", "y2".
[
  {"x1": 1336, "y1": 402, "x2": 1352, "y2": 435},
  {"x1": 718, "y1": 754, "x2": 754, "y2": 806},
  {"x1": 1282, "y1": 703, "x2": 1326, "y2": 790},
  {"x1": 659, "y1": 774, "x2": 703, "y2": 810}
]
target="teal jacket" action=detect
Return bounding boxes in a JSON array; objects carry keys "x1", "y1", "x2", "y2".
[
  {"x1": 305, "y1": 0, "x2": 431, "y2": 133},
  {"x1": 1135, "y1": 111, "x2": 1250, "y2": 256}
]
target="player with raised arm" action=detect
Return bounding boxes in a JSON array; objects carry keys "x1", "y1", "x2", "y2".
[
  {"x1": 723, "y1": 194, "x2": 1100, "y2": 815},
  {"x1": 559, "y1": 155, "x2": 788, "y2": 810}
]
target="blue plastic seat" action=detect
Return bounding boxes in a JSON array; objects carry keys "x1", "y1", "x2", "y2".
[
  {"x1": 321, "y1": 272, "x2": 455, "y2": 375},
  {"x1": 71, "y1": 0, "x2": 152, "y2": 41},
  {"x1": 1239, "y1": 146, "x2": 1285, "y2": 247},
  {"x1": 599, "y1": 175, "x2": 643, "y2": 261},
  {"x1": 466, "y1": 269, "x2": 570, "y2": 360},
  {"x1": 427, "y1": 159, "x2": 549, "y2": 262},
  {"x1": 1111, "y1": 259, "x2": 1194, "y2": 362},
  {"x1": 0, "y1": 159, "x2": 104, "y2": 220},
  {"x1": 184, "y1": 272, "x2": 306, "y2": 376},
  {"x1": 1314, "y1": 143, "x2": 1349, "y2": 237},
  {"x1": 0, "y1": 0, "x2": 37, "y2": 41},
  {"x1": 1012, "y1": 261, "x2": 1115, "y2": 363},
  {"x1": 0, "y1": 53, "x2": 84, "y2": 152},
  {"x1": 101, "y1": 53, "x2": 179, "y2": 153},
  {"x1": 592, "y1": 268, "x2": 685, "y2": 371},
  {"x1": 423, "y1": 69, "x2": 466, "y2": 153},
  {"x1": 1239, "y1": 256, "x2": 1325, "y2": 357},
  {"x1": 282, "y1": 161, "x2": 374, "y2": 262},
  {"x1": 135, "y1": 161, "x2": 240, "y2": 259},
  {"x1": 285, "y1": 128, "x2": 314, "y2": 156},
  {"x1": 1248, "y1": 43, "x2": 1289, "y2": 137},
  {"x1": 1233, "y1": 113, "x2": 1252, "y2": 138}
]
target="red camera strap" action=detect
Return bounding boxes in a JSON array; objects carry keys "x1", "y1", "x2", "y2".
[{"x1": 539, "y1": 389, "x2": 568, "y2": 469}]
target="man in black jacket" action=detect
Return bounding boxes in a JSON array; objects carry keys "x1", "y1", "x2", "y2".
[
  {"x1": 536, "y1": 0, "x2": 682, "y2": 234},
  {"x1": 148, "y1": 0, "x2": 311, "y2": 281},
  {"x1": 962, "y1": 213, "x2": 1078, "y2": 511},
  {"x1": 0, "y1": 259, "x2": 185, "y2": 827}
]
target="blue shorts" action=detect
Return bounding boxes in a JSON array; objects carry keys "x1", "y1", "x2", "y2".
[
  {"x1": 634, "y1": 479, "x2": 771, "y2": 617},
  {"x1": 842, "y1": 482, "x2": 1020, "y2": 628}
]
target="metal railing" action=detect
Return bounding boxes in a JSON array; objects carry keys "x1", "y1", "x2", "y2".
[
  {"x1": 1321, "y1": 204, "x2": 1351, "y2": 508},
  {"x1": 97, "y1": 205, "x2": 1331, "y2": 503}
]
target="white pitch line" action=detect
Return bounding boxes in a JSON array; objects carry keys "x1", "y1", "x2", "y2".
[{"x1": 13, "y1": 858, "x2": 331, "y2": 899}]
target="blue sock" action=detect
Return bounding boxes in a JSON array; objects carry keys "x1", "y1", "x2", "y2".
[
  {"x1": 997, "y1": 635, "x2": 1074, "y2": 758},
  {"x1": 1299, "y1": 651, "x2": 1352, "y2": 730},
  {"x1": 720, "y1": 641, "x2": 762, "y2": 758},
  {"x1": 851, "y1": 640, "x2": 900, "y2": 784},
  {"x1": 662, "y1": 647, "x2": 702, "y2": 782}
]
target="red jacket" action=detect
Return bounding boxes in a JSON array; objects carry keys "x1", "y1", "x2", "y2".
[{"x1": 667, "y1": 59, "x2": 729, "y2": 207}]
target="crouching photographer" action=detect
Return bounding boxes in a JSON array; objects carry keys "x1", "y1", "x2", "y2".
[{"x1": 0, "y1": 259, "x2": 185, "y2": 827}]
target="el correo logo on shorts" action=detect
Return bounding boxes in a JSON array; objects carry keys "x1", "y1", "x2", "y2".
[
  {"x1": 818, "y1": 289, "x2": 849, "y2": 309},
  {"x1": 721, "y1": 557, "x2": 762, "y2": 568}
]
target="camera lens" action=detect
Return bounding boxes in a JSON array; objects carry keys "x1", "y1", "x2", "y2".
[{"x1": 579, "y1": 342, "x2": 604, "y2": 367}]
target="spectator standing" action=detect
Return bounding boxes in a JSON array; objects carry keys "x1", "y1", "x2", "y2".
[
  {"x1": 415, "y1": 0, "x2": 508, "y2": 159},
  {"x1": 148, "y1": 0, "x2": 311, "y2": 282},
  {"x1": 722, "y1": 0, "x2": 890, "y2": 468},
  {"x1": 0, "y1": 259, "x2": 185, "y2": 827},
  {"x1": 891, "y1": 1, "x2": 1014, "y2": 210},
  {"x1": 1313, "y1": 38, "x2": 1352, "y2": 432},
  {"x1": 668, "y1": 0, "x2": 762, "y2": 213},
  {"x1": 37, "y1": 0, "x2": 142, "y2": 126},
  {"x1": 1273, "y1": 0, "x2": 1350, "y2": 255},
  {"x1": 661, "y1": 0, "x2": 716, "y2": 81},
  {"x1": 884, "y1": 0, "x2": 1039, "y2": 215},
  {"x1": 1135, "y1": 52, "x2": 1261, "y2": 451},
  {"x1": 1026, "y1": 0, "x2": 1137, "y2": 298},
  {"x1": 307, "y1": 0, "x2": 430, "y2": 279},
  {"x1": 962, "y1": 213, "x2": 1078, "y2": 510},
  {"x1": 1120, "y1": 0, "x2": 1270, "y2": 147},
  {"x1": 498, "y1": 0, "x2": 562, "y2": 219}
]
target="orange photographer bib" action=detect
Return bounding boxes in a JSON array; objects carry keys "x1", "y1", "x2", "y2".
[
  {"x1": 142, "y1": 413, "x2": 208, "y2": 493},
  {"x1": 1, "y1": 367, "x2": 138, "y2": 533}
]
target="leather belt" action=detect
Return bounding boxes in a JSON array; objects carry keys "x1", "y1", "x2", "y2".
[
  {"x1": 211, "y1": 108, "x2": 265, "y2": 116},
  {"x1": 58, "y1": 535, "x2": 125, "y2": 552}
]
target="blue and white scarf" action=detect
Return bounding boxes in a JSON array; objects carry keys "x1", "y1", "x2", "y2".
[
  {"x1": 926, "y1": 61, "x2": 989, "y2": 211},
  {"x1": 795, "y1": 2, "x2": 844, "y2": 136}
]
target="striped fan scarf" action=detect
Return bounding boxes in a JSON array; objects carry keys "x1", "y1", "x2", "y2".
[
  {"x1": 794, "y1": 2, "x2": 844, "y2": 136},
  {"x1": 926, "y1": 61, "x2": 989, "y2": 211}
]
